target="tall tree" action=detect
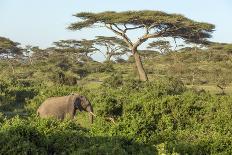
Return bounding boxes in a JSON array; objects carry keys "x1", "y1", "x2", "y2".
[
  {"x1": 69, "y1": 10, "x2": 215, "y2": 81},
  {"x1": 93, "y1": 36, "x2": 129, "y2": 61}
]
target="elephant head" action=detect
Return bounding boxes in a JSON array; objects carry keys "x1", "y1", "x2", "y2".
[{"x1": 74, "y1": 95, "x2": 96, "y2": 124}]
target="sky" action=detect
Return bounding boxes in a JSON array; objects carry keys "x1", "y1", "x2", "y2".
[{"x1": 0, "y1": 0, "x2": 232, "y2": 50}]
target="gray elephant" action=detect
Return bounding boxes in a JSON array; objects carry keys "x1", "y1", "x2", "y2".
[{"x1": 37, "y1": 94, "x2": 95, "y2": 123}]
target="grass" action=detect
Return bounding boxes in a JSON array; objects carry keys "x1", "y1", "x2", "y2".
[{"x1": 186, "y1": 85, "x2": 232, "y2": 95}]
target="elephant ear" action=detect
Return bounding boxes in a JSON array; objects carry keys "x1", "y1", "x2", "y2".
[
  {"x1": 67, "y1": 95, "x2": 80, "y2": 112},
  {"x1": 74, "y1": 96, "x2": 83, "y2": 111}
]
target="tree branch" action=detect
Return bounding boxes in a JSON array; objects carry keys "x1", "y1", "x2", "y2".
[
  {"x1": 145, "y1": 25, "x2": 149, "y2": 35},
  {"x1": 122, "y1": 24, "x2": 144, "y2": 33},
  {"x1": 132, "y1": 28, "x2": 168, "y2": 50},
  {"x1": 148, "y1": 23, "x2": 158, "y2": 30},
  {"x1": 105, "y1": 24, "x2": 133, "y2": 49},
  {"x1": 113, "y1": 24, "x2": 124, "y2": 33},
  {"x1": 96, "y1": 48, "x2": 107, "y2": 58},
  {"x1": 124, "y1": 25, "x2": 145, "y2": 33},
  {"x1": 114, "y1": 46, "x2": 122, "y2": 51}
]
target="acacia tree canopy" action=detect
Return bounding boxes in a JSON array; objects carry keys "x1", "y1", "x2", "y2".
[
  {"x1": 93, "y1": 36, "x2": 129, "y2": 61},
  {"x1": 148, "y1": 40, "x2": 172, "y2": 54},
  {"x1": 69, "y1": 10, "x2": 214, "y2": 45},
  {"x1": 0, "y1": 37, "x2": 22, "y2": 57},
  {"x1": 69, "y1": 10, "x2": 215, "y2": 81},
  {"x1": 54, "y1": 39, "x2": 97, "y2": 56}
]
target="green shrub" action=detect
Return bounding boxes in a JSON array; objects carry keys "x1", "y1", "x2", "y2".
[
  {"x1": 102, "y1": 72, "x2": 123, "y2": 88},
  {"x1": 0, "y1": 79, "x2": 39, "y2": 111},
  {"x1": 0, "y1": 116, "x2": 156, "y2": 154},
  {"x1": 1, "y1": 76, "x2": 232, "y2": 154},
  {"x1": 89, "y1": 81, "x2": 232, "y2": 154}
]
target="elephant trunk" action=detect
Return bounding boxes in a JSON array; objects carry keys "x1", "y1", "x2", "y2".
[{"x1": 86, "y1": 105, "x2": 94, "y2": 124}]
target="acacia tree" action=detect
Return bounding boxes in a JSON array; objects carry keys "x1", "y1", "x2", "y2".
[
  {"x1": 0, "y1": 37, "x2": 22, "y2": 58},
  {"x1": 32, "y1": 46, "x2": 49, "y2": 59},
  {"x1": 0, "y1": 37, "x2": 22, "y2": 73},
  {"x1": 24, "y1": 45, "x2": 35, "y2": 65},
  {"x1": 53, "y1": 39, "x2": 96, "y2": 62},
  {"x1": 69, "y1": 10, "x2": 215, "y2": 81},
  {"x1": 93, "y1": 36, "x2": 129, "y2": 61},
  {"x1": 148, "y1": 40, "x2": 172, "y2": 54}
]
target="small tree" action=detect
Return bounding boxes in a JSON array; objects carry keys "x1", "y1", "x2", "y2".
[
  {"x1": 24, "y1": 45, "x2": 34, "y2": 65},
  {"x1": 53, "y1": 39, "x2": 96, "y2": 62},
  {"x1": 147, "y1": 40, "x2": 172, "y2": 54},
  {"x1": 0, "y1": 37, "x2": 23, "y2": 73},
  {"x1": 0, "y1": 37, "x2": 22, "y2": 59},
  {"x1": 69, "y1": 11, "x2": 215, "y2": 81},
  {"x1": 93, "y1": 36, "x2": 129, "y2": 61},
  {"x1": 32, "y1": 46, "x2": 51, "y2": 62}
]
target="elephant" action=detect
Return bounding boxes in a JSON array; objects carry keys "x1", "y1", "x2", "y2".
[{"x1": 37, "y1": 94, "x2": 95, "y2": 123}]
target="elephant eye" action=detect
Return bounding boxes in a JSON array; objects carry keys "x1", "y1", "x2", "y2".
[{"x1": 80, "y1": 96, "x2": 85, "y2": 100}]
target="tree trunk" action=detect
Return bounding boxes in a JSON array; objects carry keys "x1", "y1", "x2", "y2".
[
  {"x1": 106, "y1": 54, "x2": 113, "y2": 61},
  {"x1": 106, "y1": 55, "x2": 111, "y2": 61},
  {"x1": 11, "y1": 64, "x2": 15, "y2": 74},
  {"x1": 7, "y1": 60, "x2": 15, "y2": 74},
  {"x1": 29, "y1": 56, "x2": 33, "y2": 65},
  {"x1": 132, "y1": 49, "x2": 148, "y2": 81}
]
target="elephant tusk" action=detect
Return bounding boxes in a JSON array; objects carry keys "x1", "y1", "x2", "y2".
[{"x1": 89, "y1": 112, "x2": 96, "y2": 117}]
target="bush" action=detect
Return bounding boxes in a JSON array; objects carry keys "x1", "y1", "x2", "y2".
[
  {"x1": 1, "y1": 77, "x2": 232, "y2": 154},
  {"x1": 89, "y1": 80, "x2": 232, "y2": 154},
  {"x1": 102, "y1": 72, "x2": 124, "y2": 88},
  {"x1": 0, "y1": 116, "x2": 156, "y2": 154},
  {"x1": 0, "y1": 79, "x2": 39, "y2": 111},
  {"x1": 84, "y1": 61, "x2": 115, "y2": 73}
]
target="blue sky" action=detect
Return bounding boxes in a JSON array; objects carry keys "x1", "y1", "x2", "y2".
[{"x1": 0, "y1": 0, "x2": 232, "y2": 49}]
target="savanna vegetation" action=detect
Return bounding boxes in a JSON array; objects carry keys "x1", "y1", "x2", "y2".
[{"x1": 0, "y1": 10, "x2": 232, "y2": 154}]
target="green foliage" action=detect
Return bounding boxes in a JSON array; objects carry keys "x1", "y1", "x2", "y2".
[
  {"x1": 0, "y1": 36, "x2": 22, "y2": 56},
  {"x1": 93, "y1": 36, "x2": 129, "y2": 61},
  {"x1": 0, "y1": 76, "x2": 232, "y2": 154},
  {"x1": 69, "y1": 10, "x2": 216, "y2": 81},
  {"x1": 1, "y1": 36, "x2": 232, "y2": 154},
  {"x1": 53, "y1": 39, "x2": 97, "y2": 58},
  {"x1": 98, "y1": 62, "x2": 115, "y2": 73},
  {"x1": 69, "y1": 10, "x2": 214, "y2": 44},
  {"x1": 0, "y1": 116, "x2": 156, "y2": 154},
  {"x1": 148, "y1": 40, "x2": 172, "y2": 54},
  {"x1": 0, "y1": 79, "x2": 38, "y2": 111},
  {"x1": 102, "y1": 72, "x2": 123, "y2": 88},
  {"x1": 90, "y1": 83, "x2": 232, "y2": 154}
]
